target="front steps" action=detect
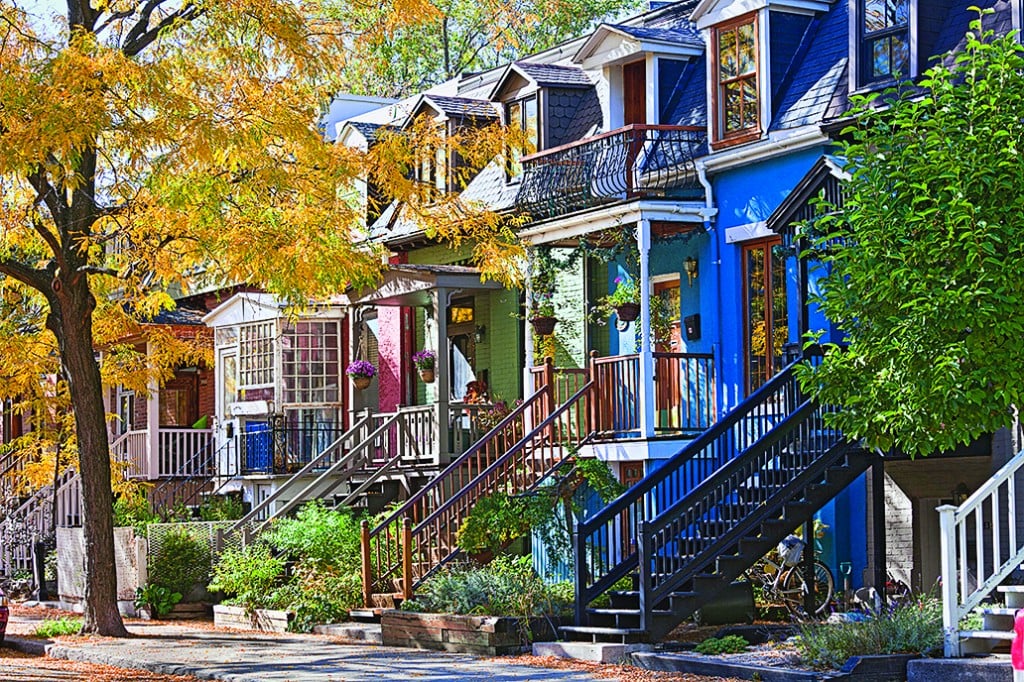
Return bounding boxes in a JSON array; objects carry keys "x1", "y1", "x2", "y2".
[{"x1": 959, "y1": 585, "x2": 1024, "y2": 655}]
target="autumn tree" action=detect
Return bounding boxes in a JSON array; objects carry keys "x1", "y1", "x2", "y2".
[
  {"x1": 337, "y1": 0, "x2": 642, "y2": 97},
  {"x1": 0, "y1": 0, "x2": 527, "y2": 635},
  {"x1": 799, "y1": 16, "x2": 1024, "y2": 457}
]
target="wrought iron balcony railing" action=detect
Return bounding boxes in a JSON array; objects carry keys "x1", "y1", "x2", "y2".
[{"x1": 514, "y1": 124, "x2": 707, "y2": 221}]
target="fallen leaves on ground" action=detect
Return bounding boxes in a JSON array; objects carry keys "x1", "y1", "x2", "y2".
[
  {"x1": 0, "y1": 648, "x2": 202, "y2": 681},
  {"x1": 494, "y1": 655, "x2": 745, "y2": 682}
]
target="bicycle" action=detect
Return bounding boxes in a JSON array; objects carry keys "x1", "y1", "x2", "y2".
[{"x1": 744, "y1": 534, "x2": 835, "y2": 619}]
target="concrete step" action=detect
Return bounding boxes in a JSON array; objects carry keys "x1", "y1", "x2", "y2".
[
  {"x1": 312, "y1": 622, "x2": 382, "y2": 644},
  {"x1": 998, "y1": 585, "x2": 1024, "y2": 609},
  {"x1": 558, "y1": 625, "x2": 646, "y2": 644}
]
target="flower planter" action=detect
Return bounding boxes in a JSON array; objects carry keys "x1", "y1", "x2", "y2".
[
  {"x1": 213, "y1": 604, "x2": 294, "y2": 633},
  {"x1": 419, "y1": 368, "x2": 435, "y2": 383},
  {"x1": 381, "y1": 610, "x2": 556, "y2": 655},
  {"x1": 614, "y1": 303, "x2": 640, "y2": 322},
  {"x1": 351, "y1": 375, "x2": 372, "y2": 390},
  {"x1": 530, "y1": 316, "x2": 557, "y2": 336}
]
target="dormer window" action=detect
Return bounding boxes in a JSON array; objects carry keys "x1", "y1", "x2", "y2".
[
  {"x1": 505, "y1": 95, "x2": 538, "y2": 179},
  {"x1": 712, "y1": 13, "x2": 760, "y2": 147},
  {"x1": 858, "y1": 0, "x2": 910, "y2": 86}
]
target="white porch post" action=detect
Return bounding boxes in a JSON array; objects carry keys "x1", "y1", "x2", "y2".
[
  {"x1": 637, "y1": 219, "x2": 655, "y2": 439},
  {"x1": 523, "y1": 275, "x2": 535, "y2": 398},
  {"x1": 146, "y1": 342, "x2": 160, "y2": 480},
  {"x1": 433, "y1": 288, "x2": 450, "y2": 464},
  {"x1": 938, "y1": 504, "x2": 961, "y2": 657}
]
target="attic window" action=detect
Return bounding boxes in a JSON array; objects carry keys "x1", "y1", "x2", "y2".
[
  {"x1": 712, "y1": 13, "x2": 760, "y2": 147},
  {"x1": 858, "y1": 0, "x2": 910, "y2": 86},
  {"x1": 506, "y1": 95, "x2": 539, "y2": 179}
]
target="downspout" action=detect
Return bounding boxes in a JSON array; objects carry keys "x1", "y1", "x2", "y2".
[{"x1": 695, "y1": 159, "x2": 723, "y2": 417}]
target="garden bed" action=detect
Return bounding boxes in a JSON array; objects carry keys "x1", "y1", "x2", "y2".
[
  {"x1": 212, "y1": 605, "x2": 293, "y2": 633},
  {"x1": 381, "y1": 609, "x2": 557, "y2": 655}
]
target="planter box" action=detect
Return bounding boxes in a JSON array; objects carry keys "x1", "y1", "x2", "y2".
[
  {"x1": 213, "y1": 604, "x2": 293, "y2": 633},
  {"x1": 381, "y1": 610, "x2": 551, "y2": 655}
]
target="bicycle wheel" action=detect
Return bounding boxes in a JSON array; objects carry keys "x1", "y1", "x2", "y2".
[{"x1": 779, "y1": 560, "x2": 834, "y2": 618}]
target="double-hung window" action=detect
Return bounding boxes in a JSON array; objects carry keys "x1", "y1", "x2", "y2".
[
  {"x1": 859, "y1": 0, "x2": 910, "y2": 86},
  {"x1": 712, "y1": 13, "x2": 760, "y2": 146},
  {"x1": 505, "y1": 95, "x2": 539, "y2": 179}
]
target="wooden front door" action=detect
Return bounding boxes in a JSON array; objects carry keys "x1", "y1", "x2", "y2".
[
  {"x1": 623, "y1": 61, "x2": 647, "y2": 125},
  {"x1": 742, "y1": 238, "x2": 788, "y2": 394}
]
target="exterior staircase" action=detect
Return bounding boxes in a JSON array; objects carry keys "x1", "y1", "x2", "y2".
[
  {"x1": 0, "y1": 468, "x2": 80, "y2": 575},
  {"x1": 565, "y1": 353, "x2": 873, "y2": 643},
  {"x1": 361, "y1": 375, "x2": 594, "y2": 604},
  {"x1": 938, "y1": 445, "x2": 1024, "y2": 656}
]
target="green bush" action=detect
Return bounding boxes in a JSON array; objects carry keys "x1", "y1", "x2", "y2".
[
  {"x1": 198, "y1": 495, "x2": 245, "y2": 522},
  {"x1": 266, "y1": 501, "x2": 361, "y2": 567},
  {"x1": 208, "y1": 542, "x2": 286, "y2": 609},
  {"x1": 113, "y1": 493, "x2": 159, "y2": 534},
  {"x1": 409, "y1": 555, "x2": 568, "y2": 619},
  {"x1": 149, "y1": 527, "x2": 211, "y2": 598},
  {"x1": 269, "y1": 559, "x2": 362, "y2": 632},
  {"x1": 134, "y1": 584, "x2": 182, "y2": 617},
  {"x1": 34, "y1": 617, "x2": 82, "y2": 638},
  {"x1": 695, "y1": 635, "x2": 749, "y2": 655},
  {"x1": 455, "y1": 491, "x2": 556, "y2": 555},
  {"x1": 797, "y1": 596, "x2": 942, "y2": 669}
]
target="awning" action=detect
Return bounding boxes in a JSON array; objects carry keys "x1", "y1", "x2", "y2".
[{"x1": 349, "y1": 264, "x2": 505, "y2": 307}]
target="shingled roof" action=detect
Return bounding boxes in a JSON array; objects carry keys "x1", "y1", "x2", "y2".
[
  {"x1": 512, "y1": 62, "x2": 592, "y2": 88},
  {"x1": 419, "y1": 95, "x2": 499, "y2": 120}
]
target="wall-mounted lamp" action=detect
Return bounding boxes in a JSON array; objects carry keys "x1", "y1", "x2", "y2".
[
  {"x1": 684, "y1": 256, "x2": 699, "y2": 287},
  {"x1": 473, "y1": 325, "x2": 486, "y2": 343},
  {"x1": 953, "y1": 482, "x2": 970, "y2": 506}
]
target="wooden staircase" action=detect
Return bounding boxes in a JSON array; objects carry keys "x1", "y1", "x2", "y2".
[
  {"x1": 361, "y1": 376, "x2": 594, "y2": 604},
  {"x1": 566, "y1": 353, "x2": 873, "y2": 643}
]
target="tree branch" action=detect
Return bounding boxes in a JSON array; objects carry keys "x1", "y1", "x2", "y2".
[
  {"x1": 0, "y1": 258, "x2": 52, "y2": 295},
  {"x1": 122, "y1": 2, "x2": 204, "y2": 57}
]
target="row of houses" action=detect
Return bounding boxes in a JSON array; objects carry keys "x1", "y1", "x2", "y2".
[{"x1": 3, "y1": 0, "x2": 1023, "y2": 654}]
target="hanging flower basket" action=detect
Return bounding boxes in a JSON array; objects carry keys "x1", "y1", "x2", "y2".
[
  {"x1": 419, "y1": 368, "x2": 435, "y2": 383},
  {"x1": 530, "y1": 316, "x2": 557, "y2": 336},
  {"x1": 614, "y1": 302, "x2": 640, "y2": 322},
  {"x1": 346, "y1": 360, "x2": 376, "y2": 391},
  {"x1": 351, "y1": 375, "x2": 371, "y2": 390},
  {"x1": 412, "y1": 350, "x2": 436, "y2": 384}
]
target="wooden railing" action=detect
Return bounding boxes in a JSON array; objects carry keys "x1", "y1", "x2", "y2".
[
  {"x1": 653, "y1": 352, "x2": 716, "y2": 434},
  {"x1": 158, "y1": 428, "x2": 214, "y2": 478},
  {"x1": 112, "y1": 429, "x2": 148, "y2": 479},
  {"x1": 530, "y1": 357, "x2": 589, "y2": 437},
  {"x1": 939, "y1": 447, "x2": 1024, "y2": 656},
  {"x1": 516, "y1": 124, "x2": 707, "y2": 220},
  {"x1": 362, "y1": 387, "x2": 552, "y2": 602},
  {"x1": 590, "y1": 353, "x2": 641, "y2": 436}
]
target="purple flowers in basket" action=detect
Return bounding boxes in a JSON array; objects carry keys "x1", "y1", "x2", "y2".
[
  {"x1": 412, "y1": 349, "x2": 436, "y2": 371},
  {"x1": 345, "y1": 360, "x2": 376, "y2": 378}
]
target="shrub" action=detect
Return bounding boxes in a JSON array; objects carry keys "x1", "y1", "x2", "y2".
[
  {"x1": 410, "y1": 555, "x2": 563, "y2": 619},
  {"x1": 134, "y1": 585, "x2": 182, "y2": 618},
  {"x1": 456, "y1": 491, "x2": 556, "y2": 555},
  {"x1": 269, "y1": 559, "x2": 362, "y2": 632},
  {"x1": 695, "y1": 635, "x2": 749, "y2": 655},
  {"x1": 149, "y1": 527, "x2": 211, "y2": 598},
  {"x1": 198, "y1": 496, "x2": 244, "y2": 522},
  {"x1": 266, "y1": 500, "x2": 361, "y2": 568},
  {"x1": 34, "y1": 617, "x2": 82, "y2": 638},
  {"x1": 208, "y1": 542, "x2": 286, "y2": 609},
  {"x1": 797, "y1": 596, "x2": 942, "y2": 669}
]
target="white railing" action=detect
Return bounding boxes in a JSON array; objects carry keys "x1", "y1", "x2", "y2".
[
  {"x1": 158, "y1": 428, "x2": 214, "y2": 477},
  {"x1": 939, "y1": 446, "x2": 1024, "y2": 656},
  {"x1": 55, "y1": 470, "x2": 83, "y2": 528},
  {"x1": 111, "y1": 429, "x2": 148, "y2": 479}
]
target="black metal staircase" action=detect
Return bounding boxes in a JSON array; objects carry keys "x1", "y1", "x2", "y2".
[{"x1": 566, "y1": 354, "x2": 874, "y2": 643}]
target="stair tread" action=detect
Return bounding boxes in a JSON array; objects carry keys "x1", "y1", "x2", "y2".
[
  {"x1": 559, "y1": 625, "x2": 645, "y2": 635},
  {"x1": 961, "y1": 630, "x2": 1016, "y2": 639},
  {"x1": 998, "y1": 586, "x2": 1024, "y2": 594},
  {"x1": 981, "y1": 607, "x2": 1017, "y2": 616}
]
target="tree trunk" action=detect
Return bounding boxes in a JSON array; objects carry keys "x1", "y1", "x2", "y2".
[{"x1": 50, "y1": 278, "x2": 128, "y2": 637}]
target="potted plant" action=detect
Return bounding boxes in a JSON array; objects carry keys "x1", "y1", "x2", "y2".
[
  {"x1": 529, "y1": 292, "x2": 557, "y2": 335},
  {"x1": 604, "y1": 276, "x2": 640, "y2": 322},
  {"x1": 412, "y1": 349, "x2": 436, "y2": 383},
  {"x1": 345, "y1": 360, "x2": 376, "y2": 390}
]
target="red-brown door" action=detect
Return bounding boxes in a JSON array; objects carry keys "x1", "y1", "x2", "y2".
[{"x1": 623, "y1": 61, "x2": 647, "y2": 125}]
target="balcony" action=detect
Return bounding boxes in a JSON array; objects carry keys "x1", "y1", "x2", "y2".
[{"x1": 515, "y1": 124, "x2": 707, "y2": 221}]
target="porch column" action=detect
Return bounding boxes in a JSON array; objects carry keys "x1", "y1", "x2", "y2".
[
  {"x1": 637, "y1": 219, "x2": 656, "y2": 439},
  {"x1": 523, "y1": 276, "x2": 535, "y2": 398},
  {"x1": 433, "y1": 288, "x2": 450, "y2": 464},
  {"x1": 146, "y1": 342, "x2": 160, "y2": 480}
]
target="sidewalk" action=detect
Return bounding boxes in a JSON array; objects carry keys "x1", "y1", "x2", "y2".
[{"x1": 2, "y1": 612, "x2": 672, "y2": 682}]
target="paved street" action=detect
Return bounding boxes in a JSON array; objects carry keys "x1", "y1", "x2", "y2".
[{"x1": 0, "y1": 646, "x2": 201, "y2": 682}]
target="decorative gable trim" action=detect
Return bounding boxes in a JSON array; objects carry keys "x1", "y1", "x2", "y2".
[
  {"x1": 766, "y1": 155, "x2": 849, "y2": 234},
  {"x1": 693, "y1": 0, "x2": 832, "y2": 29},
  {"x1": 574, "y1": 24, "x2": 702, "y2": 69}
]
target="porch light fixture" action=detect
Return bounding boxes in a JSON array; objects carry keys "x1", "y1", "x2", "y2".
[
  {"x1": 473, "y1": 325, "x2": 486, "y2": 343},
  {"x1": 684, "y1": 256, "x2": 699, "y2": 287},
  {"x1": 953, "y1": 482, "x2": 970, "y2": 506}
]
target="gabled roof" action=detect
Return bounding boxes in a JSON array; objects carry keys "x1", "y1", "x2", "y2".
[
  {"x1": 488, "y1": 61, "x2": 592, "y2": 101},
  {"x1": 573, "y1": 22, "x2": 702, "y2": 67},
  {"x1": 404, "y1": 94, "x2": 499, "y2": 126},
  {"x1": 767, "y1": 155, "x2": 848, "y2": 234},
  {"x1": 349, "y1": 265, "x2": 504, "y2": 308},
  {"x1": 690, "y1": 0, "x2": 832, "y2": 30}
]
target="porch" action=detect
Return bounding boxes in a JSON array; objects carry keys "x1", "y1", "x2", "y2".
[
  {"x1": 112, "y1": 427, "x2": 215, "y2": 480},
  {"x1": 530, "y1": 350, "x2": 717, "y2": 440}
]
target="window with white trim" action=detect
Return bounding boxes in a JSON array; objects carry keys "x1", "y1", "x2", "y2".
[
  {"x1": 281, "y1": 320, "x2": 341, "y2": 404},
  {"x1": 858, "y1": 0, "x2": 910, "y2": 86},
  {"x1": 712, "y1": 13, "x2": 760, "y2": 146},
  {"x1": 238, "y1": 322, "x2": 275, "y2": 388}
]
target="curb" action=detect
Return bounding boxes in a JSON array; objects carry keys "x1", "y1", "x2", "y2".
[
  {"x1": 46, "y1": 644, "x2": 270, "y2": 682},
  {"x1": 2, "y1": 635, "x2": 50, "y2": 656}
]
